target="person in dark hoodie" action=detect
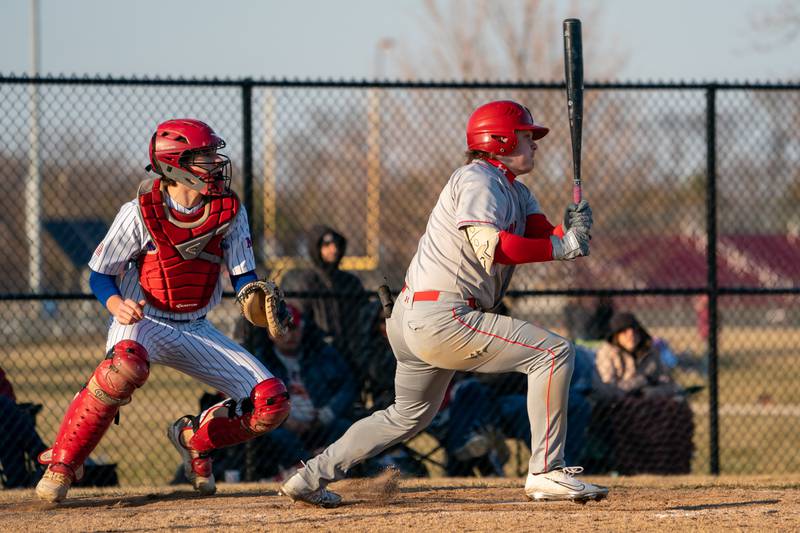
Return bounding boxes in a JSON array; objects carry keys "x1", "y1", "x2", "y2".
[{"x1": 280, "y1": 226, "x2": 368, "y2": 377}]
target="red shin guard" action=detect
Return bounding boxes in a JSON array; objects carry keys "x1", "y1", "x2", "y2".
[
  {"x1": 47, "y1": 341, "x2": 149, "y2": 477},
  {"x1": 188, "y1": 377, "x2": 290, "y2": 453}
]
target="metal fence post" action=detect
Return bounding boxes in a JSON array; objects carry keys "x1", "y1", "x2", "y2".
[
  {"x1": 706, "y1": 85, "x2": 720, "y2": 475},
  {"x1": 241, "y1": 78, "x2": 256, "y2": 482},
  {"x1": 241, "y1": 78, "x2": 254, "y2": 223}
]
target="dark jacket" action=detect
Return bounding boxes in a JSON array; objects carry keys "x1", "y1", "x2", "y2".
[
  {"x1": 255, "y1": 320, "x2": 358, "y2": 421},
  {"x1": 280, "y1": 225, "x2": 367, "y2": 365}
]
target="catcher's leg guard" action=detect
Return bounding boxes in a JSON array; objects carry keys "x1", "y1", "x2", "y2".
[
  {"x1": 35, "y1": 341, "x2": 149, "y2": 502},
  {"x1": 169, "y1": 378, "x2": 288, "y2": 494},
  {"x1": 187, "y1": 377, "x2": 291, "y2": 453}
]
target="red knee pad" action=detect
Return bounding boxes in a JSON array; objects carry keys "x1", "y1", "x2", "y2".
[
  {"x1": 46, "y1": 341, "x2": 150, "y2": 477},
  {"x1": 93, "y1": 340, "x2": 150, "y2": 400},
  {"x1": 187, "y1": 378, "x2": 290, "y2": 453},
  {"x1": 249, "y1": 377, "x2": 291, "y2": 433}
]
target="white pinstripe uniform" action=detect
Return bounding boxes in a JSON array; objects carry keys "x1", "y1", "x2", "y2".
[{"x1": 89, "y1": 195, "x2": 272, "y2": 400}]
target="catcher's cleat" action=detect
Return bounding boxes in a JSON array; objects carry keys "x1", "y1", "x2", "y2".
[
  {"x1": 35, "y1": 464, "x2": 74, "y2": 503},
  {"x1": 280, "y1": 474, "x2": 342, "y2": 508},
  {"x1": 524, "y1": 466, "x2": 609, "y2": 503},
  {"x1": 168, "y1": 416, "x2": 216, "y2": 496}
]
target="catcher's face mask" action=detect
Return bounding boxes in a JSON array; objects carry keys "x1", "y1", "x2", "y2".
[{"x1": 183, "y1": 148, "x2": 232, "y2": 196}]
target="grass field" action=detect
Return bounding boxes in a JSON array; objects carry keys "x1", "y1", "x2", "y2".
[
  {"x1": 2, "y1": 475, "x2": 799, "y2": 532},
  {"x1": 4, "y1": 324, "x2": 800, "y2": 485}
]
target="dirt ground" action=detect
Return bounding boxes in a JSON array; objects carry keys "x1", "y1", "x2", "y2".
[{"x1": 2, "y1": 475, "x2": 799, "y2": 532}]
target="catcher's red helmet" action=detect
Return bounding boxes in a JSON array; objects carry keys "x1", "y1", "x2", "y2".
[
  {"x1": 466, "y1": 100, "x2": 549, "y2": 154},
  {"x1": 147, "y1": 119, "x2": 231, "y2": 196}
]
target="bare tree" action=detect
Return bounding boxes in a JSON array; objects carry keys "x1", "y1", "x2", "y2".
[
  {"x1": 750, "y1": 0, "x2": 800, "y2": 50},
  {"x1": 744, "y1": 1, "x2": 800, "y2": 232},
  {"x1": 397, "y1": 0, "x2": 626, "y2": 81}
]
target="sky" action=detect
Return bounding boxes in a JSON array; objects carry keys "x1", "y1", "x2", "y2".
[{"x1": 0, "y1": 0, "x2": 798, "y2": 82}]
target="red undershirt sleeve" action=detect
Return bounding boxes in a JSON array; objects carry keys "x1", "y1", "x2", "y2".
[
  {"x1": 495, "y1": 231, "x2": 553, "y2": 264},
  {"x1": 524, "y1": 213, "x2": 564, "y2": 239}
]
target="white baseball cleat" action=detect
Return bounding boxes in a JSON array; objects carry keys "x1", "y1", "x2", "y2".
[
  {"x1": 280, "y1": 473, "x2": 342, "y2": 508},
  {"x1": 167, "y1": 417, "x2": 216, "y2": 496},
  {"x1": 35, "y1": 467, "x2": 73, "y2": 503},
  {"x1": 525, "y1": 466, "x2": 609, "y2": 503}
]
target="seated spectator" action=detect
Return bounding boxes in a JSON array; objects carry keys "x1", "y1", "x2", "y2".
[
  {"x1": 0, "y1": 367, "x2": 48, "y2": 488},
  {"x1": 585, "y1": 311, "x2": 694, "y2": 475},
  {"x1": 593, "y1": 312, "x2": 683, "y2": 400},
  {"x1": 280, "y1": 226, "x2": 367, "y2": 377}
]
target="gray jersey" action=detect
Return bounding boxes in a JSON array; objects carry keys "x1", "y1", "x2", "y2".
[
  {"x1": 405, "y1": 159, "x2": 542, "y2": 309},
  {"x1": 88, "y1": 195, "x2": 256, "y2": 320}
]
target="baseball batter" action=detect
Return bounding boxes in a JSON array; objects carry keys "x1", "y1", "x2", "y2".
[
  {"x1": 280, "y1": 100, "x2": 607, "y2": 506},
  {"x1": 35, "y1": 119, "x2": 291, "y2": 502}
]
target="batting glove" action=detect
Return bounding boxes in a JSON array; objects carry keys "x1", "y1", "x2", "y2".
[
  {"x1": 551, "y1": 228, "x2": 590, "y2": 260},
  {"x1": 563, "y1": 200, "x2": 593, "y2": 236}
]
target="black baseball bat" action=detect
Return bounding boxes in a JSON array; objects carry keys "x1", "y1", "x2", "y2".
[{"x1": 563, "y1": 18, "x2": 584, "y2": 203}]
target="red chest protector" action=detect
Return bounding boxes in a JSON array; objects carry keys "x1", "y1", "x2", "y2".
[{"x1": 137, "y1": 178, "x2": 239, "y2": 313}]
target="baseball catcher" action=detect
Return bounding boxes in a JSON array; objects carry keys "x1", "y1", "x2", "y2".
[{"x1": 35, "y1": 119, "x2": 291, "y2": 502}]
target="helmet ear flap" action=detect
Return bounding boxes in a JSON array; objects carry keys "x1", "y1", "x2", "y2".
[{"x1": 491, "y1": 134, "x2": 513, "y2": 154}]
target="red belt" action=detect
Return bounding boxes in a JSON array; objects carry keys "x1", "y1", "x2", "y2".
[{"x1": 402, "y1": 285, "x2": 478, "y2": 309}]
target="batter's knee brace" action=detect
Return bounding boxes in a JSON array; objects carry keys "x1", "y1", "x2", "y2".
[{"x1": 248, "y1": 377, "x2": 291, "y2": 434}]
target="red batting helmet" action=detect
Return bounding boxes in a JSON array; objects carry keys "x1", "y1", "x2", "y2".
[
  {"x1": 466, "y1": 100, "x2": 549, "y2": 154},
  {"x1": 147, "y1": 119, "x2": 231, "y2": 196}
]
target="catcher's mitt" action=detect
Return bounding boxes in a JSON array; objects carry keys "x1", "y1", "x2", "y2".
[{"x1": 236, "y1": 279, "x2": 290, "y2": 338}]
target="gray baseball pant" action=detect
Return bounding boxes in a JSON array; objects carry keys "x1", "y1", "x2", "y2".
[{"x1": 295, "y1": 291, "x2": 575, "y2": 490}]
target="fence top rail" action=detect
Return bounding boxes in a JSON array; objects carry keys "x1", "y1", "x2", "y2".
[
  {"x1": 1, "y1": 74, "x2": 799, "y2": 91},
  {"x1": 2, "y1": 286, "x2": 798, "y2": 301}
]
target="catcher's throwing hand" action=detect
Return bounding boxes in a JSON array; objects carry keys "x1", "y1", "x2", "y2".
[
  {"x1": 237, "y1": 279, "x2": 291, "y2": 338},
  {"x1": 107, "y1": 296, "x2": 146, "y2": 325}
]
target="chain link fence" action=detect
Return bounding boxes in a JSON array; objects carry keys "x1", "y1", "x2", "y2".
[{"x1": 1, "y1": 77, "x2": 798, "y2": 488}]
